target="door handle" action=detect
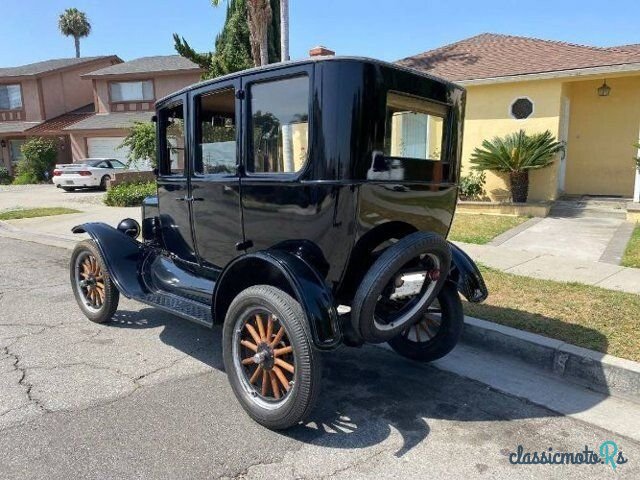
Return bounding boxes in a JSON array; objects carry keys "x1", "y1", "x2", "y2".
[
  {"x1": 175, "y1": 196, "x2": 187, "y2": 201},
  {"x1": 191, "y1": 197, "x2": 204, "y2": 202}
]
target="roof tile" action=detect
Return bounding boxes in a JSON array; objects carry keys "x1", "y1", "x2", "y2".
[{"x1": 397, "y1": 33, "x2": 640, "y2": 81}]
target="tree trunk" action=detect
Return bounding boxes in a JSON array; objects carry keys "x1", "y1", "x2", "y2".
[
  {"x1": 74, "y1": 36, "x2": 80, "y2": 58},
  {"x1": 509, "y1": 171, "x2": 529, "y2": 203},
  {"x1": 259, "y1": 29, "x2": 269, "y2": 66},
  {"x1": 280, "y1": 0, "x2": 289, "y2": 61}
]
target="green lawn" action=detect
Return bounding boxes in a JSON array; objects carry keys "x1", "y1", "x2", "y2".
[
  {"x1": 449, "y1": 213, "x2": 529, "y2": 244},
  {"x1": 0, "y1": 207, "x2": 81, "y2": 220},
  {"x1": 621, "y1": 224, "x2": 640, "y2": 268},
  {"x1": 465, "y1": 265, "x2": 640, "y2": 361}
]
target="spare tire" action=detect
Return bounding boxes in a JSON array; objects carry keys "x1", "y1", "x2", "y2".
[{"x1": 350, "y1": 232, "x2": 451, "y2": 343}]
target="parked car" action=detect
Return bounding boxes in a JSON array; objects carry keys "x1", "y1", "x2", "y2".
[
  {"x1": 68, "y1": 57, "x2": 487, "y2": 430},
  {"x1": 53, "y1": 158, "x2": 128, "y2": 191}
]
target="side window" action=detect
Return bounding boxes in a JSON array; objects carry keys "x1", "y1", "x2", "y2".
[
  {"x1": 111, "y1": 160, "x2": 127, "y2": 169},
  {"x1": 384, "y1": 92, "x2": 446, "y2": 161},
  {"x1": 195, "y1": 88, "x2": 236, "y2": 175},
  {"x1": 249, "y1": 76, "x2": 309, "y2": 174},
  {"x1": 95, "y1": 161, "x2": 109, "y2": 168},
  {"x1": 159, "y1": 102, "x2": 186, "y2": 176}
]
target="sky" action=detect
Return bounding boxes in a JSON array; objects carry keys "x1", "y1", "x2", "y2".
[{"x1": 2, "y1": 0, "x2": 640, "y2": 67}]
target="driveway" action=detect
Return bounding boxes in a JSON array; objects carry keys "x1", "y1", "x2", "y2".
[
  {"x1": 0, "y1": 184, "x2": 106, "y2": 211},
  {"x1": 1, "y1": 237, "x2": 639, "y2": 479}
]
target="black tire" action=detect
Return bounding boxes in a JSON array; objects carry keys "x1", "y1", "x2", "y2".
[
  {"x1": 387, "y1": 282, "x2": 463, "y2": 362},
  {"x1": 100, "y1": 175, "x2": 111, "y2": 191},
  {"x1": 70, "y1": 240, "x2": 119, "y2": 323},
  {"x1": 62, "y1": 187, "x2": 75, "y2": 192},
  {"x1": 222, "y1": 285, "x2": 321, "y2": 430},
  {"x1": 351, "y1": 232, "x2": 451, "y2": 343}
]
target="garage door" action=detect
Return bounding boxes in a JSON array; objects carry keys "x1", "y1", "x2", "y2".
[
  {"x1": 87, "y1": 137, "x2": 128, "y2": 161},
  {"x1": 86, "y1": 137, "x2": 152, "y2": 171}
]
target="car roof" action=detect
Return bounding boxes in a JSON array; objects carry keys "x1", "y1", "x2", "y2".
[{"x1": 157, "y1": 56, "x2": 463, "y2": 105}]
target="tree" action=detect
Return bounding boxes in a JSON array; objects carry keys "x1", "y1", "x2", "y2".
[
  {"x1": 470, "y1": 130, "x2": 564, "y2": 203},
  {"x1": 118, "y1": 122, "x2": 157, "y2": 169},
  {"x1": 13, "y1": 137, "x2": 58, "y2": 184},
  {"x1": 58, "y1": 8, "x2": 91, "y2": 58},
  {"x1": 174, "y1": 0, "x2": 280, "y2": 79}
]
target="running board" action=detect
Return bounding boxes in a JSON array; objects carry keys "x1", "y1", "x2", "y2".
[{"x1": 135, "y1": 291, "x2": 214, "y2": 328}]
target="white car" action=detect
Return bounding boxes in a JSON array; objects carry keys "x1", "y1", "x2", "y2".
[{"x1": 53, "y1": 158, "x2": 128, "y2": 191}]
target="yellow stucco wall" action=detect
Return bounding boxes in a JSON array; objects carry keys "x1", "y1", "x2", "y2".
[
  {"x1": 563, "y1": 76, "x2": 640, "y2": 197},
  {"x1": 462, "y1": 80, "x2": 564, "y2": 201}
]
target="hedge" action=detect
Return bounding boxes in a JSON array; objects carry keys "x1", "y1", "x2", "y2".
[{"x1": 104, "y1": 182, "x2": 156, "y2": 207}]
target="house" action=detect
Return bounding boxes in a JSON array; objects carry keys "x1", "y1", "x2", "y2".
[
  {"x1": 0, "y1": 56, "x2": 121, "y2": 174},
  {"x1": 398, "y1": 33, "x2": 640, "y2": 202},
  {"x1": 64, "y1": 55, "x2": 203, "y2": 167}
]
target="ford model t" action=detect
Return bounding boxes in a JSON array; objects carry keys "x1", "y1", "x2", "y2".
[{"x1": 69, "y1": 57, "x2": 487, "y2": 430}]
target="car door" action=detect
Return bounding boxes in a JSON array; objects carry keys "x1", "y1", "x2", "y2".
[
  {"x1": 189, "y1": 79, "x2": 244, "y2": 271},
  {"x1": 156, "y1": 95, "x2": 198, "y2": 263},
  {"x1": 239, "y1": 67, "x2": 317, "y2": 253}
]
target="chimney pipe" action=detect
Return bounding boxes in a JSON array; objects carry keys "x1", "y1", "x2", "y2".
[{"x1": 309, "y1": 46, "x2": 335, "y2": 57}]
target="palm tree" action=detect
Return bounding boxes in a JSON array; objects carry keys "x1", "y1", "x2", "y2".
[
  {"x1": 470, "y1": 129, "x2": 564, "y2": 203},
  {"x1": 58, "y1": 8, "x2": 92, "y2": 58},
  {"x1": 212, "y1": 0, "x2": 272, "y2": 66}
]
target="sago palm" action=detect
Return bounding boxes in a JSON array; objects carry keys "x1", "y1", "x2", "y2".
[
  {"x1": 470, "y1": 129, "x2": 564, "y2": 203},
  {"x1": 58, "y1": 8, "x2": 92, "y2": 58}
]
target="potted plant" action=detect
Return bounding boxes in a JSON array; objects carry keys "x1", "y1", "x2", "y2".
[{"x1": 470, "y1": 129, "x2": 563, "y2": 203}]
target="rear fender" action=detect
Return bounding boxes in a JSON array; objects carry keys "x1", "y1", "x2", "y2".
[
  {"x1": 72, "y1": 223, "x2": 148, "y2": 299},
  {"x1": 447, "y1": 242, "x2": 488, "y2": 303},
  {"x1": 213, "y1": 250, "x2": 341, "y2": 350}
]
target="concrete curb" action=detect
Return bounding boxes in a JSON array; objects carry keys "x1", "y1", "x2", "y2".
[{"x1": 462, "y1": 316, "x2": 640, "y2": 402}]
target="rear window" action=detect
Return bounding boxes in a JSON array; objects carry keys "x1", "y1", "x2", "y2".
[{"x1": 384, "y1": 92, "x2": 446, "y2": 162}]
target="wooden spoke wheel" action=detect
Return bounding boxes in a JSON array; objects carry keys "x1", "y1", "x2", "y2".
[
  {"x1": 77, "y1": 252, "x2": 106, "y2": 310},
  {"x1": 236, "y1": 311, "x2": 296, "y2": 403},
  {"x1": 70, "y1": 240, "x2": 119, "y2": 323},
  {"x1": 223, "y1": 285, "x2": 321, "y2": 430},
  {"x1": 387, "y1": 283, "x2": 463, "y2": 363}
]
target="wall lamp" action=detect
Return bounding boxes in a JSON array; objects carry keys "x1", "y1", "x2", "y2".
[{"x1": 597, "y1": 80, "x2": 611, "y2": 97}]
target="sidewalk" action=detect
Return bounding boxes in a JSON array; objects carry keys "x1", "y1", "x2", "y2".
[{"x1": 456, "y1": 241, "x2": 640, "y2": 294}]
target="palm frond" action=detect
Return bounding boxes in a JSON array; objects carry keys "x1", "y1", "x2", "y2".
[{"x1": 470, "y1": 129, "x2": 564, "y2": 173}]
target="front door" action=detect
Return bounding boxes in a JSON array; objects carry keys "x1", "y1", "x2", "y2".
[
  {"x1": 190, "y1": 79, "x2": 244, "y2": 271},
  {"x1": 156, "y1": 96, "x2": 198, "y2": 263}
]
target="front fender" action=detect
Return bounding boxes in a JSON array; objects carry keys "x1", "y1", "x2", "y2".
[
  {"x1": 448, "y1": 242, "x2": 488, "y2": 303},
  {"x1": 72, "y1": 222, "x2": 147, "y2": 299},
  {"x1": 213, "y1": 250, "x2": 341, "y2": 350}
]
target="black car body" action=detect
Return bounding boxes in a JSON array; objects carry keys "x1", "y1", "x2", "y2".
[{"x1": 70, "y1": 57, "x2": 487, "y2": 429}]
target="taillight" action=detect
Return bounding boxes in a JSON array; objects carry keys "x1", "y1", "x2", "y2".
[
  {"x1": 78, "y1": 171, "x2": 92, "y2": 176},
  {"x1": 53, "y1": 170, "x2": 62, "y2": 176}
]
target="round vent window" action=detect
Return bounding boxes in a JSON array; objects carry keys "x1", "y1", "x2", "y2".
[{"x1": 510, "y1": 97, "x2": 534, "y2": 119}]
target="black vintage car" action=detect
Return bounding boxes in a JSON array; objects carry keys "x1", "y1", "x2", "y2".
[{"x1": 70, "y1": 57, "x2": 487, "y2": 429}]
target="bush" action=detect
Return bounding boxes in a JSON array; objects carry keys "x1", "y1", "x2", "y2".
[
  {"x1": 459, "y1": 171, "x2": 486, "y2": 200},
  {"x1": 13, "y1": 137, "x2": 58, "y2": 184},
  {"x1": 104, "y1": 181, "x2": 156, "y2": 207},
  {"x1": 0, "y1": 166, "x2": 12, "y2": 185}
]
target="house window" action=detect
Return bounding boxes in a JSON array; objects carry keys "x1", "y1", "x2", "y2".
[
  {"x1": 249, "y1": 76, "x2": 309, "y2": 174},
  {"x1": 9, "y1": 139, "x2": 25, "y2": 165},
  {"x1": 0, "y1": 84, "x2": 22, "y2": 110},
  {"x1": 511, "y1": 97, "x2": 534, "y2": 119},
  {"x1": 110, "y1": 80, "x2": 154, "y2": 102},
  {"x1": 384, "y1": 92, "x2": 446, "y2": 161}
]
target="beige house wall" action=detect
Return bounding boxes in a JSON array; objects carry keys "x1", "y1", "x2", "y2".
[
  {"x1": 563, "y1": 76, "x2": 640, "y2": 197},
  {"x1": 462, "y1": 80, "x2": 564, "y2": 201}
]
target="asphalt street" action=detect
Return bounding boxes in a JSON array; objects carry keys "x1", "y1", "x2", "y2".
[{"x1": 0, "y1": 236, "x2": 638, "y2": 479}]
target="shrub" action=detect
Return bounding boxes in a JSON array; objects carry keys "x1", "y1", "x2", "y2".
[
  {"x1": 13, "y1": 137, "x2": 58, "y2": 184},
  {"x1": 0, "y1": 166, "x2": 12, "y2": 185},
  {"x1": 459, "y1": 171, "x2": 486, "y2": 200},
  {"x1": 118, "y1": 122, "x2": 157, "y2": 169},
  {"x1": 104, "y1": 181, "x2": 156, "y2": 207}
]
